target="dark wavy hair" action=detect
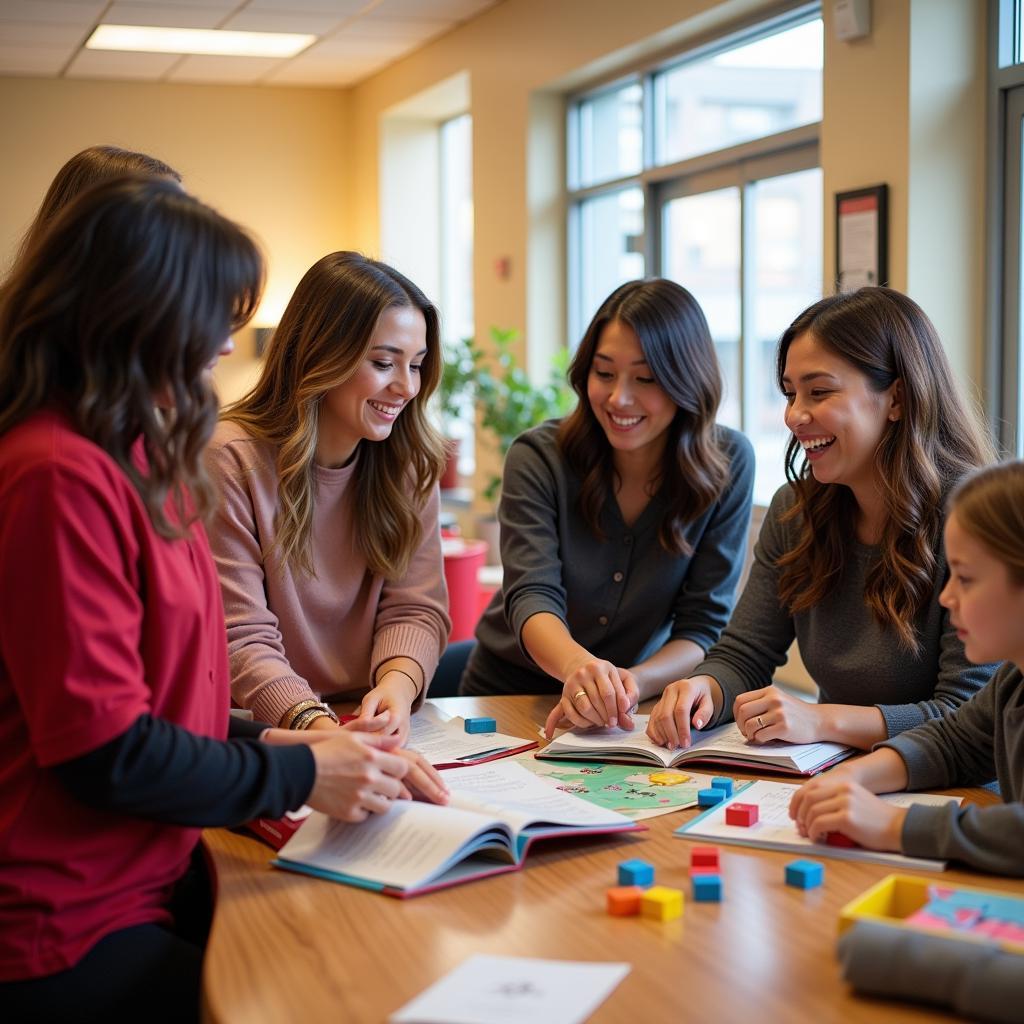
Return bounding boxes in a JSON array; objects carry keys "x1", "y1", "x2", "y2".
[
  {"x1": 775, "y1": 286, "x2": 995, "y2": 651},
  {"x1": 0, "y1": 175, "x2": 263, "y2": 537},
  {"x1": 557, "y1": 278, "x2": 729, "y2": 555},
  {"x1": 223, "y1": 252, "x2": 446, "y2": 579},
  {"x1": 15, "y1": 145, "x2": 182, "y2": 266}
]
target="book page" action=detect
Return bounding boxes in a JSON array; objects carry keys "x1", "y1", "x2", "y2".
[
  {"x1": 676, "y1": 779, "x2": 960, "y2": 870},
  {"x1": 540, "y1": 717, "x2": 674, "y2": 767},
  {"x1": 277, "y1": 799, "x2": 509, "y2": 890},
  {"x1": 408, "y1": 703, "x2": 534, "y2": 765},
  {"x1": 445, "y1": 760, "x2": 633, "y2": 833},
  {"x1": 684, "y1": 721, "x2": 851, "y2": 772}
]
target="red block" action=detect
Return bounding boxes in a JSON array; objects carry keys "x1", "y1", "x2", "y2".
[
  {"x1": 689, "y1": 865, "x2": 719, "y2": 877},
  {"x1": 825, "y1": 831, "x2": 859, "y2": 848},
  {"x1": 725, "y1": 802, "x2": 759, "y2": 827},
  {"x1": 690, "y1": 845, "x2": 719, "y2": 868},
  {"x1": 606, "y1": 886, "x2": 643, "y2": 916}
]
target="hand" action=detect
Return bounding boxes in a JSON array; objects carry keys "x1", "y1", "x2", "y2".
[
  {"x1": 733, "y1": 686, "x2": 824, "y2": 745},
  {"x1": 356, "y1": 672, "x2": 418, "y2": 744},
  {"x1": 305, "y1": 730, "x2": 413, "y2": 823},
  {"x1": 789, "y1": 774, "x2": 907, "y2": 851},
  {"x1": 543, "y1": 658, "x2": 639, "y2": 739},
  {"x1": 394, "y1": 748, "x2": 449, "y2": 805},
  {"x1": 646, "y1": 675, "x2": 718, "y2": 748}
]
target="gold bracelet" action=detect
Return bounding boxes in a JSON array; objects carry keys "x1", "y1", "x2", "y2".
[
  {"x1": 292, "y1": 707, "x2": 332, "y2": 730},
  {"x1": 280, "y1": 699, "x2": 320, "y2": 730},
  {"x1": 376, "y1": 667, "x2": 420, "y2": 700}
]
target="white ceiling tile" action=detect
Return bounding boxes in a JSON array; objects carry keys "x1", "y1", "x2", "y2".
[
  {"x1": 221, "y1": 9, "x2": 341, "y2": 35},
  {"x1": 266, "y1": 55, "x2": 380, "y2": 86},
  {"x1": 243, "y1": 0, "x2": 368, "y2": 14},
  {"x1": 341, "y1": 16, "x2": 452, "y2": 39},
  {"x1": 65, "y1": 46, "x2": 180, "y2": 78},
  {"x1": 0, "y1": 19, "x2": 87, "y2": 43},
  {"x1": 371, "y1": 0, "x2": 496, "y2": 20},
  {"x1": 107, "y1": 0, "x2": 234, "y2": 6},
  {"x1": 0, "y1": 1, "x2": 105, "y2": 24},
  {"x1": 0, "y1": 44, "x2": 70, "y2": 73},
  {"x1": 166, "y1": 53, "x2": 281, "y2": 82},
  {"x1": 305, "y1": 33, "x2": 409, "y2": 60},
  {"x1": 100, "y1": 3, "x2": 230, "y2": 29}
]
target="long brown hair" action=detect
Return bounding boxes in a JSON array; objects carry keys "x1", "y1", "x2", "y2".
[
  {"x1": 775, "y1": 287, "x2": 995, "y2": 651},
  {"x1": 950, "y1": 461, "x2": 1024, "y2": 586},
  {"x1": 223, "y1": 252, "x2": 446, "y2": 579},
  {"x1": 558, "y1": 278, "x2": 729, "y2": 555},
  {"x1": 0, "y1": 176, "x2": 263, "y2": 537},
  {"x1": 15, "y1": 145, "x2": 181, "y2": 267}
]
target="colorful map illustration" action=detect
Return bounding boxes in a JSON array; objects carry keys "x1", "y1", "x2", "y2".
[
  {"x1": 516, "y1": 756, "x2": 715, "y2": 820},
  {"x1": 906, "y1": 885, "x2": 1024, "y2": 945}
]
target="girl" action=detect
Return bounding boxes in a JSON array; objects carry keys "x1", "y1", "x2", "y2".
[
  {"x1": 207, "y1": 252, "x2": 450, "y2": 742},
  {"x1": 0, "y1": 178, "x2": 446, "y2": 1023},
  {"x1": 648, "y1": 287, "x2": 995, "y2": 750},
  {"x1": 790, "y1": 459, "x2": 1024, "y2": 876},
  {"x1": 458, "y1": 278, "x2": 755, "y2": 740}
]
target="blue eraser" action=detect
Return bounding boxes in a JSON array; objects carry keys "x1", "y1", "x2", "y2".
[
  {"x1": 785, "y1": 859, "x2": 824, "y2": 889},
  {"x1": 697, "y1": 787, "x2": 727, "y2": 807},
  {"x1": 692, "y1": 874, "x2": 722, "y2": 902},
  {"x1": 711, "y1": 776, "x2": 734, "y2": 796},
  {"x1": 617, "y1": 858, "x2": 655, "y2": 887},
  {"x1": 464, "y1": 717, "x2": 496, "y2": 734}
]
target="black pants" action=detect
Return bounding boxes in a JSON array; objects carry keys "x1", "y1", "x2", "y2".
[{"x1": 2, "y1": 846, "x2": 212, "y2": 1024}]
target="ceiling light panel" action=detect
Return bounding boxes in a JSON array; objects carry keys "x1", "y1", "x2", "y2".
[{"x1": 86, "y1": 24, "x2": 316, "y2": 58}]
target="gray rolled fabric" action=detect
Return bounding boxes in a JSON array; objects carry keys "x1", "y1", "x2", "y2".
[{"x1": 837, "y1": 919, "x2": 1024, "y2": 1022}]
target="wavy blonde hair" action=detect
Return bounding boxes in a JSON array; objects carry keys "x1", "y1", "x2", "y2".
[
  {"x1": 775, "y1": 287, "x2": 996, "y2": 652},
  {"x1": 223, "y1": 252, "x2": 446, "y2": 578}
]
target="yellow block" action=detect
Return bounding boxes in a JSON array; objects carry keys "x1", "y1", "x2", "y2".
[{"x1": 641, "y1": 885, "x2": 684, "y2": 921}]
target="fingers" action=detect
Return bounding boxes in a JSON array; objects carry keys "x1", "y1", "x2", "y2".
[
  {"x1": 343, "y1": 714, "x2": 389, "y2": 733},
  {"x1": 566, "y1": 686, "x2": 608, "y2": 730},
  {"x1": 399, "y1": 750, "x2": 450, "y2": 805},
  {"x1": 690, "y1": 689, "x2": 713, "y2": 733}
]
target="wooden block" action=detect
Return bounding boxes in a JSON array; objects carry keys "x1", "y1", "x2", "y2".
[
  {"x1": 825, "y1": 831, "x2": 859, "y2": 848},
  {"x1": 617, "y1": 858, "x2": 655, "y2": 887},
  {"x1": 785, "y1": 859, "x2": 824, "y2": 889},
  {"x1": 641, "y1": 885, "x2": 684, "y2": 921},
  {"x1": 606, "y1": 886, "x2": 643, "y2": 916},
  {"x1": 692, "y1": 874, "x2": 723, "y2": 902},
  {"x1": 725, "y1": 802, "x2": 759, "y2": 827},
  {"x1": 711, "y1": 776, "x2": 734, "y2": 796},
  {"x1": 690, "y1": 845, "x2": 719, "y2": 868},
  {"x1": 697, "y1": 788, "x2": 726, "y2": 807},
  {"x1": 689, "y1": 865, "x2": 719, "y2": 877},
  {"x1": 464, "y1": 717, "x2": 496, "y2": 734}
]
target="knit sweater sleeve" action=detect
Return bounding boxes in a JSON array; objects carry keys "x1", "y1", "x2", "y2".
[
  {"x1": 204, "y1": 435, "x2": 314, "y2": 726},
  {"x1": 372, "y1": 486, "x2": 451, "y2": 703}
]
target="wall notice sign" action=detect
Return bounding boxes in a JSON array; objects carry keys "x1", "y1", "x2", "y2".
[{"x1": 836, "y1": 184, "x2": 888, "y2": 292}]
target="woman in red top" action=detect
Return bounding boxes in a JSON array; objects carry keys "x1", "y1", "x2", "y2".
[{"x1": 0, "y1": 176, "x2": 447, "y2": 1023}]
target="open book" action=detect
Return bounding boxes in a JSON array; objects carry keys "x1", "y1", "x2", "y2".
[
  {"x1": 273, "y1": 760, "x2": 640, "y2": 897},
  {"x1": 405, "y1": 702, "x2": 538, "y2": 768},
  {"x1": 538, "y1": 715, "x2": 853, "y2": 776},
  {"x1": 675, "y1": 779, "x2": 962, "y2": 871}
]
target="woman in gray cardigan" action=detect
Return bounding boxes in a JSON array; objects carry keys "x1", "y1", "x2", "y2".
[
  {"x1": 648, "y1": 287, "x2": 996, "y2": 751},
  {"x1": 459, "y1": 279, "x2": 755, "y2": 739}
]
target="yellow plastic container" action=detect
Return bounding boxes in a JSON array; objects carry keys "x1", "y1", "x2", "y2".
[{"x1": 838, "y1": 874, "x2": 1024, "y2": 956}]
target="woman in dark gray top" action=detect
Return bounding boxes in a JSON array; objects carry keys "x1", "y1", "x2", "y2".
[
  {"x1": 459, "y1": 280, "x2": 755, "y2": 739},
  {"x1": 790, "y1": 459, "x2": 1024, "y2": 877},
  {"x1": 648, "y1": 287, "x2": 995, "y2": 750}
]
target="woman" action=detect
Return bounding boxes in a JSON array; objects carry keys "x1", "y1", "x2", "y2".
[
  {"x1": 459, "y1": 278, "x2": 755, "y2": 740},
  {"x1": 0, "y1": 178, "x2": 447, "y2": 1023},
  {"x1": 207, "y1": 252, "x2": 450, "y2": 742},
  {"x1": 790, "y1": 458, "x2": 1024, "y2": 875},
  {"x1": 648, "y1": 287, "x2": 996, "y2": 749}
]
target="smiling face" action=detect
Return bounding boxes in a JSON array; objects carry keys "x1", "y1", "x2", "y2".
[
  {"x1": 317, "y1": 304, "x2": 426, "y2": 467},
  {"x1": 781, "y1": 331, "x2": 900, "y2": 498},
  {"x1": 586, "y1": 318, "x2": 677, "y2": 465},
  {"x1": 940, "y1": 511, "x2": 1024, "y2": 666}
]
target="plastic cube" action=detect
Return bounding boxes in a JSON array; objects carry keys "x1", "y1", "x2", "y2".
[
  {"x1": 725, "y1": 802, "x2": 759, "y2": 827},
  {"x1": 825, "y1": 831, "x2": 859, "y2": 848},
  {"x1": 464, "y1": 717, "x2": 496, "y2": 734},
  {"x1": 692, "y1": 874, "x2": 722, "y2": 902},
  {"x1": 690, "y1": 845, "x2": 719, "y2": 868},
  {"x1": 606, "y1": 886, "x2": 643, "y2": 916},
  {"x1": 617, "y1": 859, "x2": 655, "y2": 887},
  {"x1": 641, "y1": 886, "x2": 684, "y2": 921},
  {"x1": 711, "y1": 776, "x2": 734, "y2": 796},
  {"x1": 785, "y1": 859, "x2": 824, "y2": 889},
  {"x1": 689, "y1": 865, "x2": 719, "y2": 877},
  {"x1": 697, "y1": 788, "x2": 726, "y2": 808}
]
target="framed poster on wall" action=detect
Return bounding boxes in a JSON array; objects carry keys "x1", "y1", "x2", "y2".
[{"x1": 835, "y1": 184, "x2": 888, "y2": 291}]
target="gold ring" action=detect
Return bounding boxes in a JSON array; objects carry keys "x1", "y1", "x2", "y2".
[
  {"x1": 572, "y1": 689, "x2": 588, "y2": 704},
  {"x1": 757, "y1": 715, "x2": 766, "y2": 730}
]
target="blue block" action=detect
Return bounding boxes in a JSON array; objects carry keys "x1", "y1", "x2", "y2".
[
  {"x1": 697, "y1": 787, "x2": 727, "y2": 807},
  {"x1": 464, "y1": 717, "x2": 496, "y2": 734},
  {"x1": 692, "y1": 874, "x2": 722, "y2": 902},
  {"x1": 617, "y1": 859, "x2": 655, "y2": 887},
  {"x1": 711, "y1": 776, "x2": 734, "y2": 797},
  {"x1": 785, "y1": 859, "x2": 824, "y2": 890}
]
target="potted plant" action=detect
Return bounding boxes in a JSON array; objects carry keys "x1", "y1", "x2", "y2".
[{"x1": 437, "y1": 334, "x2": 484, "y2": 489}]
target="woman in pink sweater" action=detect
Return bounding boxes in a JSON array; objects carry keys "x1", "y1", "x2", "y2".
[{"x1": 206, "y1": 252, "x2": 450, "y2": 742}]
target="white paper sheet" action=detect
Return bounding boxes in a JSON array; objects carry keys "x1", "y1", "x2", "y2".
[{"x1": 389, "y1": 955, "x2": 630, "y2": 1024}]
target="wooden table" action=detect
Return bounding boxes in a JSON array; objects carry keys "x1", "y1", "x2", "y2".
[{"x1": 201, "y1": 695, "x2": 1022, "y2": 1023}]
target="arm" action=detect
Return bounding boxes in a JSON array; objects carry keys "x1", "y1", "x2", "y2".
[
  {"x1": 205, "y1": 440, "x2": 320, "y2": 727},
  {"x1": 359, "y1": 486, "x2": 451, "y2": 741}
]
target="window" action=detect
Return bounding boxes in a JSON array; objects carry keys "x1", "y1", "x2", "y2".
[{"x1": 567, "y1": 6, "x2": 823, "y2": 504}]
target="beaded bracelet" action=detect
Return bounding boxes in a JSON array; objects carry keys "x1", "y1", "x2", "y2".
[{"x1": 280, "y1": 699, "x2": 321, "y2": 730}]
